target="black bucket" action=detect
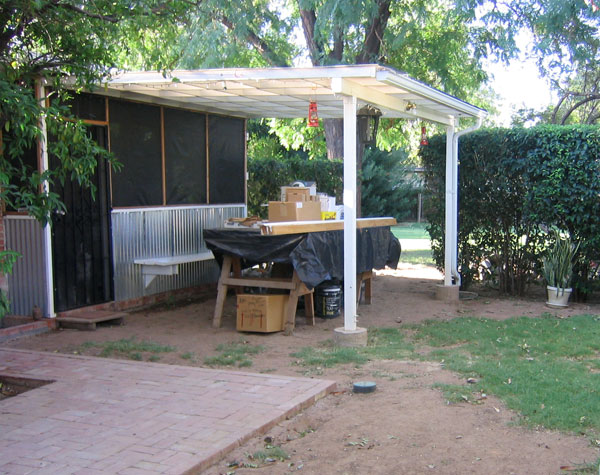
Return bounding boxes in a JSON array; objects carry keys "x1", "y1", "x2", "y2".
[{"x1": 315, "y1": 283, "x2": 342, "y2": 318}]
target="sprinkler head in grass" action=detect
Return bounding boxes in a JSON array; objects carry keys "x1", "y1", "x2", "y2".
[{"x1": 353, "y1": 381, "x2": 376, "y2": 394}]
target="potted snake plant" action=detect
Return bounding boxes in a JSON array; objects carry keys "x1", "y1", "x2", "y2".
[{"x1": 542, "y1": 230, "x2": 579, "y2": 307}]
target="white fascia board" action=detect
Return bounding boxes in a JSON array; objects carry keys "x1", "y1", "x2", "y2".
[
  {"x1": 376, "y1": 70, "x2": 487, "y2": 119},
  {"x1": 331, "y1": 77, "x2": 453, "y2": 125},
  {"x1": 96, "y1": 88, "x2": 254, "y2": 118},
  {"x1": 107, "y1": 65, "x2": 380, "y2": 86}
]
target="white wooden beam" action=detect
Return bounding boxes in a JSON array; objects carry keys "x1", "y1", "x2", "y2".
[{"x1": 331, "y1": 78, "x2": 452, "y2": 125}]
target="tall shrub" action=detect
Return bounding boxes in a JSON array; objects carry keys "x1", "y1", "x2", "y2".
[
  {"x1": 421, "y1": 126, "x2": 600, "y2": 297},
  {"x1": 247, "y1": 155, "x2": 343, "y2": 217},
  {"x1": 361, "y1": 148, "x2": 420, "y2": 221},
  {"x1": 248, "y1": 148, "x2": 419, "y2": 221}
]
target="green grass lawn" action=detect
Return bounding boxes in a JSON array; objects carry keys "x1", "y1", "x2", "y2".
[
  {"x1": 292, "y1": 314, "x2": 600, "y2": 446},
  {"x1": 391, "y1": 223, "x2": 434, "y2": 266},
  {"x1": 391, "y1": 222, "x2": 430, "y2": 240},
  {"x1": 410, "y1": 314, "x2": 600, "y2": 439},
  {"x1": 399, "y1": 249, "x2": 434, "y2": 266},
  {"x1": 78, "y1": 337, "x2": 175, "y2": 361}
]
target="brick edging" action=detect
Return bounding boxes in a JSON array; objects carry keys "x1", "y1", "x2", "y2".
[{"x1": 0, "y1": 319, "x2": 55, "y2": 343}]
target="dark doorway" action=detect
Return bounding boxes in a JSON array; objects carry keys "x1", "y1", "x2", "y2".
[{"x1": 51, "y1": 126, "x2": 113, "y2": 312}]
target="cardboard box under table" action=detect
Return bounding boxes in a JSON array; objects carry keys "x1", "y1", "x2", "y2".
[{"x1": 237, "y1": 294, "x2": 289, "y2": 332}]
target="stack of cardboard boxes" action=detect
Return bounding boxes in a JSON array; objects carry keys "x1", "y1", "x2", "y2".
[
  {"x1": 268, "y1": 183, "x2": 338, "y2": 222},
  {"x1": 237, "y1": 183, "x2": 340, "y2": 333}
]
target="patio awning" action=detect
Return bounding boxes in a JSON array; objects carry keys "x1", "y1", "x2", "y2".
[
  {"x1": 97, "y1": 64, "x2": 484, "y2": 125},
  {"x1": 91, "y1": 64, "x2": 486, "y2": 334}
]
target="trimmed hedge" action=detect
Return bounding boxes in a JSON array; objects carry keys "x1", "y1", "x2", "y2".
[{"x1": 420, "y1": 126, "x2": 600, "y2": 297}]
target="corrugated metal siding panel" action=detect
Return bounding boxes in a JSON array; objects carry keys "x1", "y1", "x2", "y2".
[
  {"x1": 5, "y1": 217, "x2": 47, "y2": 316},
  {"x1": 112, "y1": 205, "x2": 245, "y2": 301}
]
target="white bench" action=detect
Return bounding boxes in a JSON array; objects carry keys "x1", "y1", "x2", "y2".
[{"x1": 134, "y1": 251, "x2": 214, "y2": 287}]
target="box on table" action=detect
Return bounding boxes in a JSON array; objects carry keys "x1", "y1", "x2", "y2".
[
  {"x1": 286, "y1": 187, "x2": 310, "y2": 202},
  {"x1": 281, "y1": 183, "x2": 317, "y2": 201},
  {"x1": 321, "y1": 211, "x2": 337, "y2": 220},
  {"x1": 268, "y1": 201, "x2": 322, "y2": 222},
  {"x1": 318, "y1": 194, "x2": 337, "y2": 212},
  {"x1": 237, "y1": 294, "x2": 288, "y2": 333}
]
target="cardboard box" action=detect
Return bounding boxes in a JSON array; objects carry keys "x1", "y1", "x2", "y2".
[
  {"x1": 280, "y1": 183, "x2": 317, "y2": 201},
  {"x1": 268, "y1": 201, "x2": 322, "y2": 222},
  {"x1": 237, "y1": 294, "x2": 288, "y2": 333},
  {"x1": 318, "y1": 194, "x2": 337, "y2": 211},
  {"x1": 286, "y1": 187, "x2": 310, "y2": 202}
]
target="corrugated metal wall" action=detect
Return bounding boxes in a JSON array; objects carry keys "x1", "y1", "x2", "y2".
[
  {"x1": 111, "y1": 205, "x2": 245, "y2": 301},
  {"x1": 5, "y1": 216, "x2": 47, "y2": 316}
]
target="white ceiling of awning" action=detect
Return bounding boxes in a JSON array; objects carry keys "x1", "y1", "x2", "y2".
[{"x1": 93, "y1": 64, "x2": 486, "y2": 126}]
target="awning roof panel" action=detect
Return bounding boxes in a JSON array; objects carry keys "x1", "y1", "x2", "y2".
[{"x1": 90, "y1": 64, "x2": 486, "y2": 124}]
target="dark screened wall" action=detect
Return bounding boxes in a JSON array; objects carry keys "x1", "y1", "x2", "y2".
[
  {"x1": 164, "y1": 108, "x2": 207, "y2": 205},
  {"x1": 208, "y1": 115, "x2": 245, "y2": 204},
  {"x1": 108, "y1": 99, "x2": 245, "y2": 207},
  {"x1": 110, "y1": 101, "x2": 162, "y2": 206}
]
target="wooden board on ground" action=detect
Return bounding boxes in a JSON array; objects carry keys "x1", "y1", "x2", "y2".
[
  {"x1": 56, "y1": 310, "x2": 127, "y2": 331},
  {"x1": 260, "y1": 217, "x2": 397, "y2": 236}
]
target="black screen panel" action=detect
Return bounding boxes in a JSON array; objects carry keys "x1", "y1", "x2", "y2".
[
  {"x1": 68, "y1": 93, "x2": 106, "y2": 122},
  {"x1": 109, "y1": 100, "x2": 162, "y2": 207},
  {"x1": 164, "y1": 108, "x2": 207, "y2": 205},
  {"x1": 208, "y1": 115, "x2": 245, "y2": 204}
]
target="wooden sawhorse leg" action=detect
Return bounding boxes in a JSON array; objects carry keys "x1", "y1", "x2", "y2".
[
  {"x1": 304, "y1": 292, "x2": 315, "y2": 325},
  {"x1": 283, "y1": 271, "x2": 314, "y2": 335},
  {"x1": 357, "y1": 270, "x2": 373, "y2": 305},
  {"x1": 212, "y1": 255, "x2": 239, "y2": 328}
]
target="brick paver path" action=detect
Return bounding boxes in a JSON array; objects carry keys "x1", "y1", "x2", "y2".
[{"x1": 0, "y1": 349, "x2": 335, "y2": 474}]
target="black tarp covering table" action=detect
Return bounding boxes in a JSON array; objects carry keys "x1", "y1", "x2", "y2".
[{"x1": 204, "y1": 226, "x2": 400, "y2": 290}]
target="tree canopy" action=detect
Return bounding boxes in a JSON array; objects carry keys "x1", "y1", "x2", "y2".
[
  {"x1": 0, "y1": 0, "x2": 197, "y2": 223},
  {"x1": 4, "y1": 0, "x2": 600, "y2": 217}
]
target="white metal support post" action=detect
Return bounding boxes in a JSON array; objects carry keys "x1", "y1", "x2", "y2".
[
  {"x1": 36, "y1": 80, "x2": 55, "y2": 318},
  {"x1": 444, "y1": 121, "x2": 457, "y2": 287},
  {"x1": 342, "y1": 95, "x2": 357, "y2": 331}
]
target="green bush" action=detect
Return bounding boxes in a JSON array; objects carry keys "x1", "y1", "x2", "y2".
[
  {"x1": 420, "y1": 126, "x2": 600, "y2": 297},
  {"x1": 247, "y1": 155, "x2": 343, "y2": 217},
  {"x1": 361, "y1": 148, "x2": 420, "y2": 221},
  {"x1": 248, "y1": 148, "x2": 418, "y2": 221}
]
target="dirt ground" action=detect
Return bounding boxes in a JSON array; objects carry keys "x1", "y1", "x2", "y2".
[{"x1": 5, "y1": 262, "x2": 600, "y2": 474}]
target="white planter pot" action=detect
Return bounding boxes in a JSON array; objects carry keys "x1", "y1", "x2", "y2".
[{"x1": 546, "y1": 286, "x2": 572, "y2": 308}]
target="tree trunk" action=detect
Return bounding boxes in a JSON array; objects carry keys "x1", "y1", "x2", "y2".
[
  {"x1": 324, "y1": 118, "x2": 343, "y2": 159},
  {"x1": 356, "y1": 142, "x2": 365, "y2": 218},
  {"x1": 298, "y1": 0, "x2": 392, "y2": 217}
]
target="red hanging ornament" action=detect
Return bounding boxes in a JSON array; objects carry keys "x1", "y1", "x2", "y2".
[
  {"x1": 420, "y1": 125, "x2": 429, "y2": 146},
  {"x1": 308, "y1": 100, "x2": 319, "y2": 127}
]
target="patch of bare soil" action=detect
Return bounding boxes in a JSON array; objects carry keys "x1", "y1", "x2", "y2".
[
  {"x1": 0, "y1": 375, "x2": 52, "y2": 401},
  {"x1": 5, "y1": 263, "x2": 600, "y2": 474}
]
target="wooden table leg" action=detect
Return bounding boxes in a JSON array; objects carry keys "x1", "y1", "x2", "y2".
[
  {"x1": 232, "y1": 257, "x2": 242, "y2": 294},
  {"x1": 356, "y1": 271, "x2": 373, "y2": 305},
  {"x1": 304, "y1": 291, "x2": 315, "y2": 326},
  {"x1": 283, "y1": 271, "x2": 302, "y2": 335},
  {"x1": 212, "y1": 255, "x2": 232, "y2": 328},
  {"x1": 356, "y1": 272, "x2": 364, "y2": 304},
  {"x1": 364, "y1": 270, "x2": 372, "y2": 304}
]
